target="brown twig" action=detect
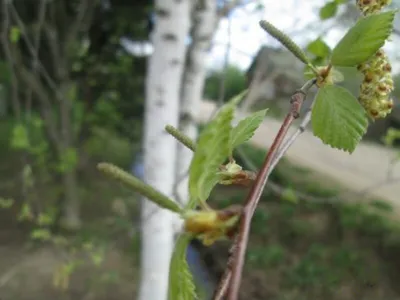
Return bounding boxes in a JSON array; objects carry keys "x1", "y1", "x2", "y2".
[{"x1": 213, "y1": 79, "x2": 316, "y2": 300}]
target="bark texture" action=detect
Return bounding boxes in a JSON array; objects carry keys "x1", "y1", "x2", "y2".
[
  {"x1": 175, "y1": 0, "x2": 217, "y2": 214},
  {"x1": 138, "y1": 0, "x2": 191, "y2": 299}
]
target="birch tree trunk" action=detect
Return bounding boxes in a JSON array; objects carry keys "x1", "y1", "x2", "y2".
[
  {"x1": 138, "y1": 1, "x2": 191, "y2": 300},
  {"x1": 175, "y1": 0, "x2": 217, "y2": 212}
]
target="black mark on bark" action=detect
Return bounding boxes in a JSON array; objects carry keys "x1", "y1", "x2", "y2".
[
  {"x1": 170, "y1": 59, "x2": 180, "y2": 66},
  {"x1": 156, "y1": 100, "x2": 164, "y2": 107},
  {"x1": 180, "y1": 112, "x2": 194, "y2": 124},
  {"x1": 156, "y1": 8, "x2": 169, "y2": 18},
  {"x1": 163, "y1": 33, "x2": 177, "y2": 42}
]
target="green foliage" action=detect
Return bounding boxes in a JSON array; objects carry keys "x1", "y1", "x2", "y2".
[
  {"x1": 56, "y1": 147, "x2": 78, "y2": 173},
  {"x1": 251, "y1": 209, "x2": 270, "y2": 235},
  {"x1": 17, "y1": 202, "x2": 34, "y2": 221},
  {"x1": 306, "y1": 38, "x2": 331, "y2": 59},
  {"x1": 37, "y1": 211, "x2": 56, "y2": 226},
  {"x1": 230, "y1": 109, "x2": 268, "y2": 154},
  {"x1": 311, "y1": 84, "x2": 368, "y2": 153},
  {"x1": 204, "y1": 65, "x2": 246, "y2": 102},
  {"x1": 330, "y1": 10, "x2": 396, "y2": 66},
  {"x1": 90, "y1": 247, "x2": 105, "y2": 267},
  {"x1": 334, "y1": 66, "x2": 363, "y2": 93},
  {"x1": 304, "y1": 38, "x2": 331, "y2": 79},
  {"x1": 260, "y1": 14, "x2": 396, "y2": 153},
  {"x1": 0, "y1": 1, "x2": 151, "y2": 296},
  {"x1": 31, "y1": 228, "x2": 52, "y2": 241},
  {"x1": 71, "y1": 100, "x2": 85, "y2": 137},
  {"x1": 0, "y1": 197, "x2": 14, "y2": 209},
  {"x1": 319, "y1": 1, "x2": 338, "y2": 20},
  {"x1": 87, "y1": 95, "x2": 123, "y2": 132},
  {"x1": 188, "y1": 98, "x2": 237, "y2": 207},
  {"x1": 168, "y1": 234, "x2": 196, "y2": 300},
  {"x1": 248, "y1": 244, "x2": 286, "y2": 267},
  {"x1": 383, "y1": 127, "x2": 400, "y2": 147},
  {"x1": 369, "y1": 199, "x2": 393, "y2": 213},
  {"x1": 9, "y1": 26, "x2": 21, "y2": 43},
  {"x1": 84, "y1": 127, "x2": 133, "y2": 168},
  {"x1": 0, "y1": 60, "x2": 11, "y2": 84},
  {"x1": 287, "y1": 244, "x2": 331, "y2": 287},
  {"x1": 281, "y1": 187, "x2": 298, "y2": 203},
  {"x1": 166, "y1": 91, "x2": 265, "y2": 298},
  {"x1": 10, "y1": 124, "x2": 30, "y2": 150}
]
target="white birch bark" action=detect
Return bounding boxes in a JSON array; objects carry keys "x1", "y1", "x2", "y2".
[
  {"x1": 138, "y1": 1, "x2": 191, "y2": 299},
  {"x1": 174, "y1": 0, "x2": 217, "y2": 217}
]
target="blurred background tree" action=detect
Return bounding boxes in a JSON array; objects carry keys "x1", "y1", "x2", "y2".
[{"x1": 204, "y1": 64, "x2": 247, "y2": 102}]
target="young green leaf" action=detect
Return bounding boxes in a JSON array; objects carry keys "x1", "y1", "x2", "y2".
[
  {"x1": 330, "y1": 10, "x2": 396, "y2": 66},
  {"x1": 10, "y1": 124, "x2": 30, "y2": 150},
  {"x1": 319, "y1": 1, "x2": 338, "y2": 20},
  {"x1": 168, "y1": 234, "x2": 196, "y2": 300},
  {"x1": 9, "y1": 26, "x2": 21, "y2": 43},
  {"x1": 230, "y1": 109, "x2": 268, "y2": 153},
  {"x1": 311, "y1": 85, "x2": 368, "y2": 153},
  {"x1": 281, "y1": 187, "x2": 298, "y2": 203},
  {"x1": 303, "y1": 57, "x2": 326, "y2": 80},
  {"x1": 307, "y1": 38, "x2": 331, "y2": 59},
  {"x1": 188, "y1": 97, "x2": 238, "y2": 207}
]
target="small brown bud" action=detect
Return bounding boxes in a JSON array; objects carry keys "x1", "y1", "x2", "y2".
[
  {"x1": 378, "y1": 83, "x2": 388, "y2": 93},
  {"x1": 370, "y1": 109, "x2": 379, "y2": 117},
  {"x1": 364, "y1": 73, "x2": 374, "y2": 83},
  {"x1": 376, "y1": 49, "x2": 384, "y2": 57},
  {"x1": 383, "y1": 63, "x2": 392, "y2": 72}
]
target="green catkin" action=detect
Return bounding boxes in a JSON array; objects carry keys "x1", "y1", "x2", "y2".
[
  {"x1": 356, "y1": 0, "x2": 394, "y2": 119},
  {"x1": 165, "y1": 125, "x2": 196, "y2": 152},
  {"x1": 97, "y1": 162, "x2": 183, "y2": 214},
  {"x1": 259, "y1": 20, "x2": 311, "y2": 65},
  {"x1": 357, "y1": 0, "x2": 392, "y2": 15}
]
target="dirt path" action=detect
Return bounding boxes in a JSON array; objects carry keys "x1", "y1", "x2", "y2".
[{"x1": 197, "y1": 100, "x2": 400, "y2": 213}]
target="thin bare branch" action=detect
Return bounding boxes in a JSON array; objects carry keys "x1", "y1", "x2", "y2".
[
  {"x1": 215, "y1": 79, "x2": 316, "y2": 300},
  {"x1": 1, "y1": 0, "x2": 21, "y2": 118},
  {"x1": 269, "y1": 97, "x2": 316, "y2": 172},
  {"x1": 16, "y1": 64, "x2": 61, "y2": 151},
  {"x1": 218, "y1": 0, "x2": 255, "y2": 18},
  {"x1": 65, "y1": 0, "x2": 92, "y2": 47},
  {"x1": 235, "y1": 146, "x2": 323, "y2": 203},
  {"x1": 25, "y1": 0, "x2": 47, "y2": 114},
  {"x1": 9, "y1": 3, "x2": 63, "y2": 102}
]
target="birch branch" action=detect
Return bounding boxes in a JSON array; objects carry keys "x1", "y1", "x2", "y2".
[{"x1": 214, "y1": 79, "x2": 316, "y2": 300}]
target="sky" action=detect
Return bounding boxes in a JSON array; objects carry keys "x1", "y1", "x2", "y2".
[
  {"x1": 124, "y1": 0, "x2": 400, "y2": 73},
  {"x1": 208, "y1": 0, "x2": 330, "y2": 70}
]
